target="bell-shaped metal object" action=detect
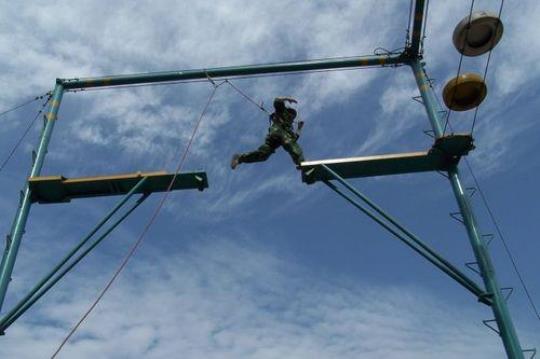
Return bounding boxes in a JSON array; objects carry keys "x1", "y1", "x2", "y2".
[
  {"x1": 453, "y1": 11, "x2": 504, "y2": 57},
  {"x1": 443, "y1": 73, "x2": 487, "y2": 111}
]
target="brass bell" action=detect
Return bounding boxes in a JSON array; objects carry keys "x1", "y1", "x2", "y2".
[
  {"x1": 453, "y1": 11, "x2": 504, "y2": 57},
  {"x1": 443, "y1": 73, "x2": 487, "y2": 111}
]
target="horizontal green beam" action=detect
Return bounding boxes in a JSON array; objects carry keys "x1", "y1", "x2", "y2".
[
  {"x1": 29, "y1": 171, "x2": 208, "y2": 204},
  {"x1": 320, "y1": 165, "x2": 490, "y2": 305},
  {"x1": 59, "y1": 53, "x2": 405, "y2": 89},
  {"x1": 301, "y1": 134, "x2": 474, "y2": 183},
  {"x1": 0, "y1": 178, "x2": 148, "y2": 333},
  {"x1": 301, "y1": 151, "x2": 447, "y2": 183}
]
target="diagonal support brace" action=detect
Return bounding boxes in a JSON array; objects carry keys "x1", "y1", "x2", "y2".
[
  {"x1": 483, "y1": 319, "x2": 501, "y2": 335},
  {"x1": 0, "y1": 177, "x2": 149, "y2": 333},
  {"x1": 320, "y1": 165, "x2": 489, "y2": 305},
  {"x1": 523, "y1": 348, "x2": 537, "y2": 359}
]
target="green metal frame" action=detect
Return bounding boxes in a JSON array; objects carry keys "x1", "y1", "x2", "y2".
[
  {"x1": 320, "y1": 165, "x2": 490, "y2": 304},
  {"x1": 410, "y1": 58, "x2": 524, "y2": 358},
  {"x1": 0, "y1": 83, "x2": 64, "y2": 309},
  {"x1": 300, "y1": 134, "x2": 474, "y2": 183},
  {"x1": 0, "y1": 178, "x2": 149, "y2": 333},
  {"x1": 29, "y1": 171, "x2": 208, "y2": 204},
  {"x1": 0, "y1": 1, "x2": 527, "y2": 357}
]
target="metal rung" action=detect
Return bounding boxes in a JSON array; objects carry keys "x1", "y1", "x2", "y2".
[
  {"x1": 423, "y1": 129, "x2": 434, "y2": 138},
  {"x1": 449, "y1": 212, "x2": 464, "y2": 224},
  {"x1": 523, "y1": 348, "x2": 537, "y2": 359},
  {"x1": 412, "y1": 95, "x2": 424, "y2": 105},
  {"x1": 438, "y1": 109, "x2": 448, "y2": 116},
  {"x1": 482, "y1": 319, "x2": 500, "y2": 335},
  {"x1": 466, "y1": 187, "x2": 477, "y2": 197},
  {"x1": 501, "y1": 287, "x2": 514, "y2": 301},
  {"x1": 465, "y1": 261, "x2": 480, "y2": 275},
  {"x1": 482, "y1": 233, "x2": 495, "y2": 246}
]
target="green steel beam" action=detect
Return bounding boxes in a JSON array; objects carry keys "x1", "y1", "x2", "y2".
[
  {"x1": 410, "y1": 59, "x2": 444, "y2": 137},
  {"x1": 59, "y1": 53, "x2": 404, "y2": 90},
  {"x1": 300, "y1": 134, "x2": 474, "y2": 183},
  {"x1": 0, "y1": 178, "x2": 148, "y2": 333},
  {"x1": 410, "y1": 0, "x2": 427, "y2": 55},
  {"x1": 0, "y1": 83, "x2": 64, "y2": 313},
  {"x1": 321, "y1": 165, "x2": 489, "y2": 304},
  {"x1": 410, "y1": 59, "x2": 524, "y2": 359},
  {"x1": 301, "y1": 151, "x2": 447, "y2": 183},
  {"x1": 0, "y1": 193, "x2": 149, "y2": 333},
  {"x1": 29, "y1": 171, "x2": 208, "y2": 204}
]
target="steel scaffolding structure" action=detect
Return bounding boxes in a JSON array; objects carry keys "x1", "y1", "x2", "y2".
[{"x1": 0, "y1": 1, "x2": 527, "y2": 357}]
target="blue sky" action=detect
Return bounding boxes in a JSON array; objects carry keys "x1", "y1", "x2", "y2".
[{"x1": 0, "y1": 0, "x2": 539, "y2": 358}]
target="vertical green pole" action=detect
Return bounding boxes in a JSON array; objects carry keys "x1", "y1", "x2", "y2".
[
  {"x1": 0, "y1": 82, "x2": 64, "y2": 313},
  {"x1": 410, "y1": 59, "x2": 524, "y2": 359}
]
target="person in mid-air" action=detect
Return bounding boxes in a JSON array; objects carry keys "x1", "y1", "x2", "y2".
[{"x1": 230, "y1": 97, "x2": 305, "y2": 170}]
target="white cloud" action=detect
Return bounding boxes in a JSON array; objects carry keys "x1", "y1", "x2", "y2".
[
  {"x1": 2, "y1": 0, "x2": 538, "y2": 177},
  {"x1": 355, "y1": 71, "x2": 425, "y2": 155},
  {"x1": 491, "y1": 2, "x2": 540, "y2": 95},
  {"x1": 1, "y1": 3, "x2": 539, "y2": 358},
  {"x1": 0, "y1": 0, "x2": 408, "y2": 163},
  {"x1": 0, "y1": 237, "x2": 531, "y2": 359}
]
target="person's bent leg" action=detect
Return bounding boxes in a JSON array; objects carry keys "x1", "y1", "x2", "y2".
[
  {"x1": 232, "y1": 134, "x2": 280, "y2": 169},
  {"x1": 238, "y1": 143, "x2": 275, "y2": 163},
  {"x1": 283, "y1": 138, "x2": 304, "y2": 166}
]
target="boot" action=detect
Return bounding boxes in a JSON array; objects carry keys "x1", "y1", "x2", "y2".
[{"x1": 230, "y1": 154, "x2": 240, "y2": 170}]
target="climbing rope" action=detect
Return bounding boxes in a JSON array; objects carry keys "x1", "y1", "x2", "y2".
[
  {"x1": 0, "y1": 93, "x2": 52, "y2": 173},
  {"x1": 225, "y1": 79, "x2": 269, "y2": 114},
  {"x1": 51, "y1": 80, "x2": 225, "y2": 358},
  {"x1": 464, "y1": 157, "x2": 540, "y2": 322}
]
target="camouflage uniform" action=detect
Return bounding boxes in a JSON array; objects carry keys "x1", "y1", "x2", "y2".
[{"x1": 235, "y1": 98, "x2": 304, "y2": 166}]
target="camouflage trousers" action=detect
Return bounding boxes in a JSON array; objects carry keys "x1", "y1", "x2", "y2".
[{"x1": 238, "y1": 126, "x2": 304, "y2": 166}]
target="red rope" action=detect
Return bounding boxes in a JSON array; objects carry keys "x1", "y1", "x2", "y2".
[{"x1": 51, "y1": 84, "x2": 221, "y2": 358}]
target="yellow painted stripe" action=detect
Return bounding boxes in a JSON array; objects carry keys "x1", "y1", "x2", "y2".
[
  {"x1": 360, "y1": 58, "x2": 369, "y2": 66},
  {"x1": 379, "y1": 57, "x2": 386, "y2": 65}
]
